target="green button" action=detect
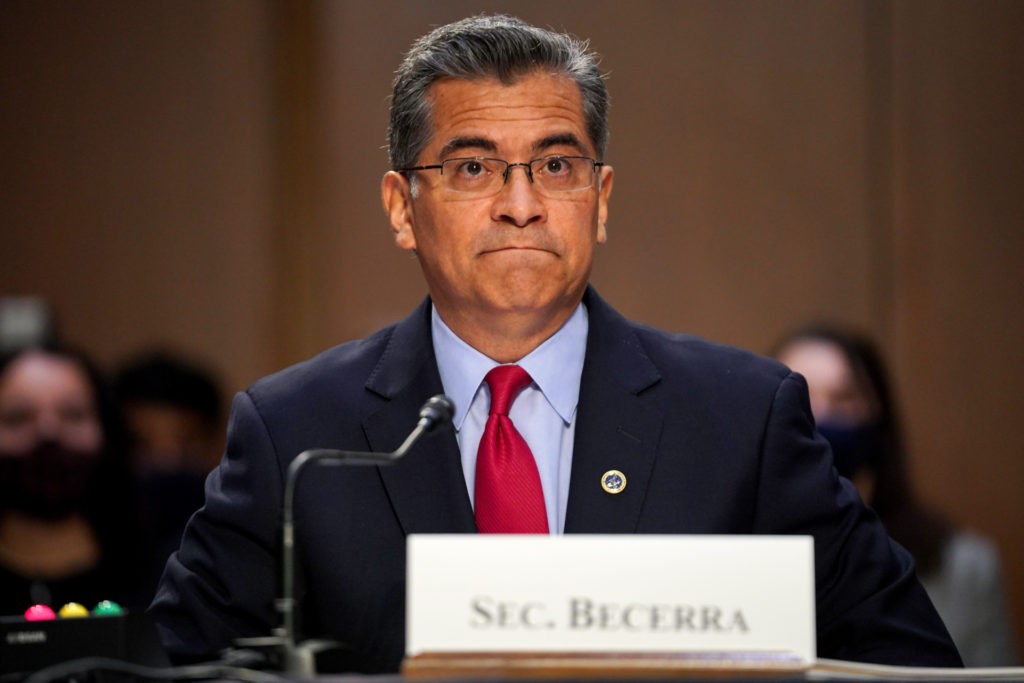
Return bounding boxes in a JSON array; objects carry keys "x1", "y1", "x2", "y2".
[{"x1": 92, "y1": 600, "x2": 124, "y2": 616}]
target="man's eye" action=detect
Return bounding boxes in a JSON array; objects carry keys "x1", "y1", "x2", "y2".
[
  {"x1": 454, "y1": 160, "x2": 487, "y2": 177},
  {"x1": 544, "y1": 157, "x2": 569, "y2": 175}
]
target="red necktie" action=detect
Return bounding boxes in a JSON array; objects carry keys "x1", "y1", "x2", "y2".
[{"x1": 474, "y1": 365, "x2": 549, "y2": 533}]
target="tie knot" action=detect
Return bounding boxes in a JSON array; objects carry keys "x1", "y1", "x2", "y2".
[{"x1": 484, "y1": 365, "x2": 532, "y2": 416}]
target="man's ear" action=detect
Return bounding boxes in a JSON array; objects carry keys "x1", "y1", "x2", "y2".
[
  {"x1": 596, "y1": 164, "x2": 613, "y2": 244},
  {"x1": 381, "y1": 171, "x2": 417, "y2": 251}
]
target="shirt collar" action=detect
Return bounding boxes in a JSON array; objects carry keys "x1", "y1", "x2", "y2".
[{"x1": 432, "y1": 303, "x2": 589, "y2": 430}]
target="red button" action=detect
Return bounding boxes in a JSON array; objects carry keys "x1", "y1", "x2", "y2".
[{"x1": 24, "y1": 604, "x2": 56, "y2": 621}]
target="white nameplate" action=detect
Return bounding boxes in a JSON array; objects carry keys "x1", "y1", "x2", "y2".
[{"x1": 406, "y1": 534, "x2": 815, "y2": 663}]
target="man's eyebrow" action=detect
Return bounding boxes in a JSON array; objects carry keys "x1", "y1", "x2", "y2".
[
  {"x1": 535, "y1": 133, "x2": 587, "y2": 155},
  {"x1": 438, "y1": 137, "x2": 497, "y2": 159}
]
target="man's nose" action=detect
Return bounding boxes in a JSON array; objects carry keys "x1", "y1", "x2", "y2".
[{"x1": 492, "y1": 164, "x2": 545, "y2": 227}]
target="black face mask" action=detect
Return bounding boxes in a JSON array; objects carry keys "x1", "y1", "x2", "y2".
[
  {"x1": 816, "y1": 420, "x2": 883, "y2": 480},
  {"x1": 0, "y1": 440, "x2": 102, "y2": 521}
]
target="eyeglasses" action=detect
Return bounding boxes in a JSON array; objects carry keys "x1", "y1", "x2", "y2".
[{"x1": 396, "y1": 156, "x2": 604, "y2": 198}]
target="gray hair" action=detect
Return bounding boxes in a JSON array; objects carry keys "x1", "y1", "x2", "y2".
[{"x1": 387, "y1": 14, "x2": 609, "y2": 170}]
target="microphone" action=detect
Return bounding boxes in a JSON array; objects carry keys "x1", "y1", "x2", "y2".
[{"x1": 234, "y1": 394, "x2": 455, "y2": 675}]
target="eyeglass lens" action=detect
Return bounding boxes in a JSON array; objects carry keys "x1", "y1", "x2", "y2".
[{"x1": 441, "y1": 156, "x2": 596, "y2": 195}]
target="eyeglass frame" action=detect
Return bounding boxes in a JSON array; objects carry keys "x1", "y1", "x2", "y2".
[{"x1": 395, "y1": 155, "x2": 606, "y2": 196}]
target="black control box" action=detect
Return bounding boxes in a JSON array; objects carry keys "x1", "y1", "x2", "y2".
[{"x1": 0, "y1": 612, "x2": 168, "y2": 678}]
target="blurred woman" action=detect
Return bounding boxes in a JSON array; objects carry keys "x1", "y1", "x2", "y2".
[
  {"x1": 0, "y1": 343, "x2": 145, "y2": 616},
  {"x1": 775, "y1": 325, "x2": 1018, "y2": 667}
]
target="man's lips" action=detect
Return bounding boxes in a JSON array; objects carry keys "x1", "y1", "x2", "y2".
[{"x1": 480, "y1": 245, "x2": 556, "y2": 255}]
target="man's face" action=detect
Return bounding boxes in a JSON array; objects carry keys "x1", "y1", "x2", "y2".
[
  {"x1": 383, "y1": 72, "x2": 613, "y2": 347},
  {"x1": 124, "y1": 402, "x2": 219, "y2": 473}
]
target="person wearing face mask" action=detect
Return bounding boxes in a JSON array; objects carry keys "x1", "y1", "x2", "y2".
[
  {"x1": 775, "y1": 325, "x2": 1019, "y2": 667},
  {"x1": 0, "y1": 343, "x2": 146, "y2": 616},
  {"x1": 113, "y1": 351, "x2": 224, "y2": 599}
]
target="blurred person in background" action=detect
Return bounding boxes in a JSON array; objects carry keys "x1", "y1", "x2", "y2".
[
  {"x1": 114, "y1": 351, "x2": 223, "y2": 595},
  {"x1": 0, "y1": 343, "x2": 146, "y2": 616},
  {"x1": 775, "y1": 325, "x2": 1019, "y2": 667}
]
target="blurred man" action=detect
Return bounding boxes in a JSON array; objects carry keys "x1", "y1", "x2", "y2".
[{"x1": 115, "y1": 352, "x2": 223, "y2": 595}]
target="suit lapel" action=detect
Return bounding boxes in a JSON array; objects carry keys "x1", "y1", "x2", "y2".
[
  {"x1": 362, "y1": 299, "x2": 476, "y2": 535},
  {"x1": 361, "y1": 290, "x2": 665, "y2": 536},
  {"x1": 565, "y1": 289, "x2": 664, "y2": 533}
]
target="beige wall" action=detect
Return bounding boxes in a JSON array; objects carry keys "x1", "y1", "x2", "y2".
[
  {"x1": 2, "y1": 0, "x2": 1022, "y2": 655},
  {"x1": 889, "y1": 0, "x2": 1024, "y2": 650},
  {"x1": 1, "y1": 1, "x2": 279, "y2": 390}
]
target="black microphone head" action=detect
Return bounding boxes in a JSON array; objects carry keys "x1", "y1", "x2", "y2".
[{"x1": 419, "y1": 394, "x2": 455, "y2": 432}]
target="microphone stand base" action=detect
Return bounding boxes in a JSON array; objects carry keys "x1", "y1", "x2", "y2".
[{"x1": 232, "y1": 635, "x2": 341, "y2": 676}]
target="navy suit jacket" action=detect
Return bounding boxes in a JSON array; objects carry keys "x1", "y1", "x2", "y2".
[{"x1": 150, "y1": 288, "x2": 961, "y2": 671}]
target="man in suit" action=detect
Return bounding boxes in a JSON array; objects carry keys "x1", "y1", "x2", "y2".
[{"x1": 150, "y1": 14, "x2": 961, "y2": 671}]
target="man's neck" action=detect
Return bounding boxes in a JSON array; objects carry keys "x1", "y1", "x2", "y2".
[{"x1": 433, "y1": 303, "x2": 579, "y2": 363}]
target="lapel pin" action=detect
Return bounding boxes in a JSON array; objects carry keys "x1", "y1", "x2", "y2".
[{"x1": 601, "y1": 469, "x2": 627, "y2": 494}]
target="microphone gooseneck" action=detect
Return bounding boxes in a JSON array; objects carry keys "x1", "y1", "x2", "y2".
[{"x1": 235, "y1": 394, "x2": 454, "y2": 676}]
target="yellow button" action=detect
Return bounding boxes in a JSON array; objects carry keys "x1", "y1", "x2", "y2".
[{"x1": 59, "y1": 602, "x2": 89, "y2": 618}]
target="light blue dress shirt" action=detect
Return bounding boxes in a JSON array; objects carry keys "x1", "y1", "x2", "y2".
[{"x1": 431, "y1": 304, "x2": 588, "y2": 534}]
